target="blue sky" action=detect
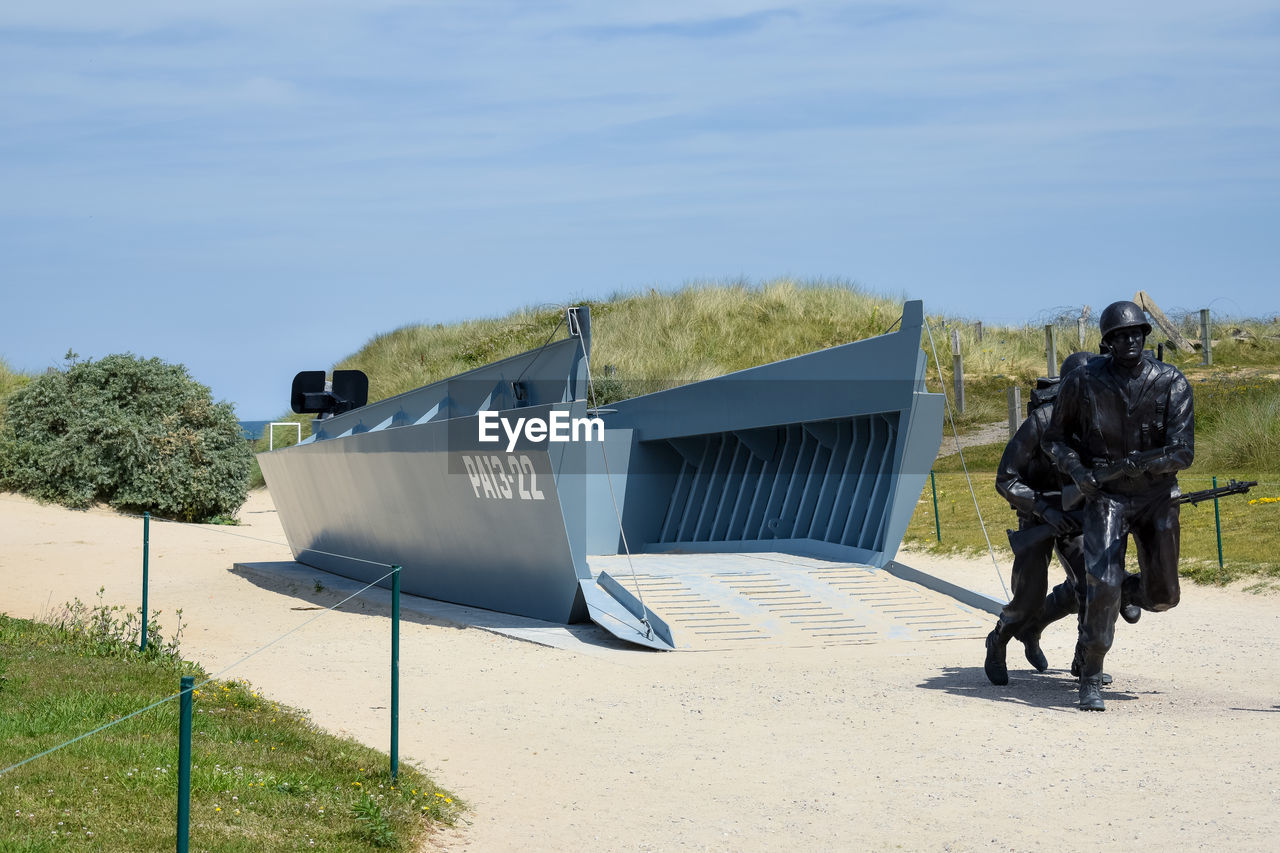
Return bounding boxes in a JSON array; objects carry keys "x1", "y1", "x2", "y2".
[{"x1": 3, "y1": 1, "x2": 1277, "y2": 418}]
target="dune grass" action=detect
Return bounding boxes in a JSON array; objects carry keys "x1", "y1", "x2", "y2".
[
  {"x1": 329, "y1": 279, "x2": 908, "y2": 406},
  {"x1": 1189, "y1": 376, "x2": 1280, "y2": 473},
  {"x1": 0, "y1": 358, "x2": 30, "y2": 401},
  {"x1": 10, "y1": 279, "x2": 1274, "y2": 573},
  {"x1": 0, "y1": 611, "x2": 460, "y2": 852},
  {"x1": 269, "y1": 279, "x2": 1280, "y2": 580},
  {"x1": 318, "y1": 281, "x2": 1279, "y2": 451}
]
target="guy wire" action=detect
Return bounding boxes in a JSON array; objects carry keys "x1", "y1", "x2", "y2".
[
  {"x1": 922, "y1": 317, "x2": 1011, "y2": 600},
  {"x1": 572, "y1": 309, "x2": 653, "y2": 640}
]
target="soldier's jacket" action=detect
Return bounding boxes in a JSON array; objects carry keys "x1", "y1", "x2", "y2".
[
  {"x1": 996, "y1": 403, "x2": 1067, "y2": 523},
  {"x1": 1043, "y1": 352, "x2": 1194, "y2": 495}
]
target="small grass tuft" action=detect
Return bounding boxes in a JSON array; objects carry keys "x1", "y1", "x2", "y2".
[{"x1": 352, "y1": 792, "x2": 396, "y2": 848}]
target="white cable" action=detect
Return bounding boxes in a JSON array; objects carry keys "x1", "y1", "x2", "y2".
[
  {"x1": 570, "y1": 309, "x2": 653, "y2": 638},
  {"x1": 922, "y1": 318, "x2": 1011, "y2": 601}
]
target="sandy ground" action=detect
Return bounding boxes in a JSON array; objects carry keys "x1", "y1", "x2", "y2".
[{"x1": 3, "y1": 488, "x2": 1279, "y2": 852}]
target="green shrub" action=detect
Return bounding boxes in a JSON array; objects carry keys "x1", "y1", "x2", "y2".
[{"x1": 0, "y1": 353, "x2": 252, "y2": 522}]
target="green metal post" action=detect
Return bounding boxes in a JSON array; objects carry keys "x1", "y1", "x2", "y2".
[
  {"x1": 1213, "y1": 476, "x2": 1224, "y2": 569},
  {"x1": 930, "y1": 471, "x2": 941, "y2": 542},
  {"x1": 177, "y1": 675, "x2": 193, "y2": 853},
  {"x1": 141, "y1": 512, "x2": 150, "y2": 652},
  {"x1": 391, "y1": 566, "x2": 400, "y2": 783}
]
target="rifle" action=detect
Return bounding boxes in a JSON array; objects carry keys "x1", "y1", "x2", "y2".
[
  {"x1": 1179, "y1": 479, "x2": 1257, "y2": 505},
  {"x1": 1007, "y1": 479, "x2": 1257, "y2": 554},
  {"x1": 1006, "y1": 511, "x2": 1082, "y2": 554},
  {"x1": 1062, "y1": 447, "x2": 1179, "y2": 511}
]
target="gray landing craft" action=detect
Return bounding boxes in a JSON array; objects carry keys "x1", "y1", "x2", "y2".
[{"x1": 257, "y1": 301, "x2": 946, "y2": 650}]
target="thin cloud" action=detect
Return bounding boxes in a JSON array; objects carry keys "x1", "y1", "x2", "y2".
[{"x1": 577, "y1": 8, "x2": 799, "y2": 40}]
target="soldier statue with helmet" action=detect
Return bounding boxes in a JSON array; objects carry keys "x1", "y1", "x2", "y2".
[
  {"x1": 983, "y1": 351, "x2": 1095, "y2": 686},
  {"x1": 1042, "y1": 300, "x2": 1195, "y2": 711}
]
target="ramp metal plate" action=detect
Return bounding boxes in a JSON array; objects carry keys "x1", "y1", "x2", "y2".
[{"x1": 586, "y1": 552, "x2": 991, "y2": 651}]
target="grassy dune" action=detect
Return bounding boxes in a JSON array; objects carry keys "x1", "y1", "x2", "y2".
[
  {"x1": 315, "y1": 279, "x2": 1280, "y2": 474},
  {"x1": 6, "y1": 280, "x2": 1278, "y2": 573},
  {"x1": 332, "y1": 280, "x2": 907, "y2": 407},
  {"x1": 312, "y1": 279, "x2": 1280, "y2": 581}
]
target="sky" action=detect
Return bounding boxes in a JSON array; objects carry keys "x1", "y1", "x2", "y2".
[{"x1": 2, "y1": 1, "x2": 1277, "y2": 418}]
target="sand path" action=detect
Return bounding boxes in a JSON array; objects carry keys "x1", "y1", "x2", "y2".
[{"x1": 3, "y1": 489, "x2": 1279, "y2": 851}]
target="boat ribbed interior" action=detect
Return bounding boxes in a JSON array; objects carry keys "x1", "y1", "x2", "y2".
[{"x1": 655, "y1": 412, "x2": 899, "y2": 549}]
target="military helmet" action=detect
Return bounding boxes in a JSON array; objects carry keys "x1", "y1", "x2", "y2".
[{"x1": 1099, "y1": 300, "x2": 1152, "y2": 339}]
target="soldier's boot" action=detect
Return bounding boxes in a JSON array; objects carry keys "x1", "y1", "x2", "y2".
[
  {"x1": 1018, "y1": 585, "x2": 1076, "y2": 674},
  {"x1": 1015, "y1": 614, "x2": 1048, "y2": 673},
  {"x1": 1021, "y1": 634, "x2": 1049, "y2": 672},
  {"x1": 1120, "y1": 573, "x2": 1142, "y2": 624},
  {"x1": 984, "y1": 628, "x2": 1010, "y2": 686},
  {"x1": 1079, "y1": 675, "x2": 1105, "y2": 711},
  {"x1": 1070, "y1": 643, "x2": 1113, "y2": 685}
]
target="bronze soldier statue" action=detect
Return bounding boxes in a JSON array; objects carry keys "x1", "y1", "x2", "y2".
[
  {"x1": 984, "y1": 352, "x2": 1093, "y2": 686},
  {"x1": 1043, "y1": 300, "x2": 1194, "y2": 711}
]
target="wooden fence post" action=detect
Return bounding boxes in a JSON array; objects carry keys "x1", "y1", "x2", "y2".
[
  {"x1": 1045, "y1": 325, "x2": 1058, "y2": 378},
  {"x1": 1007, "y1": 387, "x2": 1022, "y2": 438},
  {"x1": 951, "y1": 329, "x2": 965, "y2": 414},
  {"x1": 1200, "y1": 308, "x2": 1212, "y2": 366}
]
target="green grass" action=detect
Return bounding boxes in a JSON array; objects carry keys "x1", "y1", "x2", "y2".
[
  {"x1": 908, "y1": 442, "x2": 1280, "y2": 586},
  {"x1": 322, "y1": 279, "x2": 911, "y2": 407},
  {"x1": 1189, "y1": 375, "x2": 1280, "y2": 473},
  {"x1": 10, "y1": 279, "x2": 1277, "y2": 574},
  {"x1": 0, "y1": 614, "x2": 461, "y2": 851},
  {"x1": 258, "y1": 279, "x2": 1280, "y2": 581},
  {"x1": 916, "y1": 371, "x2": 1280, "y2": 583},
  {"x1": 0, "y1": 357, "x2": 30, "y2": 400},
  {"x1": 313, "y1": 281, "x2": 1279, "y2": 448}
]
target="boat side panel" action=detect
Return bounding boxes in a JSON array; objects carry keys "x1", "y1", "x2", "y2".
[
  {"x1": 259, "y1": 414, "x2": 586, "y2": 623},
  {"x1": 309, "y1": 336, "x2": 586, "y2": 440},
  {"x1": 875, "y1": 392, "x2": 945, "y2": 566}
]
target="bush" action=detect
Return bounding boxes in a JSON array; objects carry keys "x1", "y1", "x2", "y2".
[{"x1": 0, "y1": 353, "x2": 252, "y2": 522}]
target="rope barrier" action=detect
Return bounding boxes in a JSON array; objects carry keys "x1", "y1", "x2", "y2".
[
  {"x1": 0, "y1": 560, "x2": 399, "y2": 779},
  {"x1": 125, "y1": 512, "x2": 291, "y2": 549}
]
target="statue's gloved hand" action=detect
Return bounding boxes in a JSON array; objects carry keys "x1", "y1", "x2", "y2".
[
  {"x1": 1041, "y1": 506, "x2": 1077, "y2": 536},
  {"x1": 1120, "y1": 453, "x2": 1149, "y2": 476},
  {"x1": 1068, "y1": 463, "x2": 1100, "y2": 498}
]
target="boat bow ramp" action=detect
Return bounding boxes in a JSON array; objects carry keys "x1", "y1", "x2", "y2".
[{"x1": 258, "y1": 300, "x2": 999, "y2": 650}]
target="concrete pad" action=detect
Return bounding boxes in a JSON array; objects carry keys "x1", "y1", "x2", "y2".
[{"x1": 236, "y1": 551, "x2": 1000, "y2": 654}]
